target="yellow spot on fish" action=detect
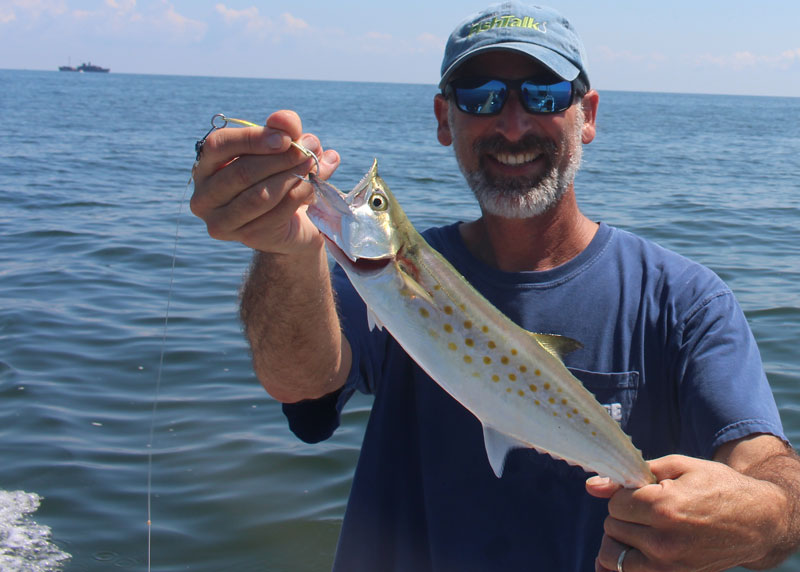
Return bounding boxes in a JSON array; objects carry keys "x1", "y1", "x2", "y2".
[
  {"x1": 592, "y1": 431, "x2": 597, "y2": 436},
  {"x1": 488, "y1": 341, "x2": 497, "y2": 349},
  {"x1": 419, "y1": 308, "x2": 429, "y2": 318},
  {"x1": 501, "y1": 356, "x2": 509, "y2": 365},
  {"x1": 459, "y1": 304, "x2": 466, "y2": 312},
  {"x1": 518, "y1": 390, "x2": 525, "y2": 397},
  {"x1": 482, "y1": 326, "x2": 489, "y2": 334},
  {"x1": 448, "y1": 342, "x2": 457, "y2": 351},
  {"x1": 573, "y1": 408, "x2": 579, "y2": 414},
  {"x1": 511, "y1": 349, "x2": 518, "y2": 356},
  {"x1": 464, "y1": 320, "x2": 473, "y2": 329},
  {"x1": 492, "y1": 375, "x2": 500, "y2": 382},
  {"x1": 444, "y1": 324, "x2": 453, "y2": 333},
  {"x1": 465, "y1": 338, "x2": 475, "y2": 347},
  {"x1": 463, "y1": 355, "x2": 473, "y2": 364},
  {"x1": 508, "y1": 374, "x2": 517, "y2": 382},
  {"x1": 483, "y1": 357, "x2": 492, "y2": 365},
  {"x1": 434, "y1": 285, "x2": 441, "y2": 291},
  {"x1": 472, "y1": 372, "x2": 481, "y2": 378},
  {"x1": 534, "y1": 369, "x2": 541, "y2": 376},
  {"x1": 567, "y1": 413, "x2": 573, "y2": 418},
  {"x1": 519, "y1": 365, "x2": 527, "y2": 373},
  {"x1": 548, "y1": 397, "x2": 555, "y2": 404},
  {"x1": 584, "y1": 418, "x2": 590, "y2": 424},
  {"x1": 529, "y1": 384, "x2": 538, "y2": 392},
  {"x1": 544, "y1": 383, "x2": 551, "y2": 390},
  {"x1": 561, "y1": 399, "x2": 568, "y2": 405},
  {"x1": 506, "y1": 388, "x2": 512, "y2": 393},
  {"x1": 444, "y1": 306, "x2": 453, "y2": 315},
  {"x1": 534, "y1": 400, "x2": 541, "y2": 405}
]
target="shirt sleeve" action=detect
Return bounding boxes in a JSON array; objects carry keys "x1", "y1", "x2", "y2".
[{"x1": 673, "y1": 287, "x2": 786, "y2": 458}]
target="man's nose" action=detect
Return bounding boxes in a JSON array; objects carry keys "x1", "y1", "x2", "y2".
[{"x1": 493, "y1": 91, "x2": 537, "y2": 142}]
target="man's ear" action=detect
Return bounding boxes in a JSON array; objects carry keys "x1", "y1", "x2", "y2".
[
  {"x1": 434, "y1": 94, "x2": 453, "y2": 146},
  {"x1": 580, "y1": 90, "x2": 599, "y2": 144}
]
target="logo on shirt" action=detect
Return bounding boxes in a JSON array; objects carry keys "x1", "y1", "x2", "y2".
[{"x1": 604, "y1": 402, "x2": 623, "y2": 423}]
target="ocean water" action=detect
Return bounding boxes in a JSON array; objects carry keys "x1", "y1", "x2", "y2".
[{"x1": 0, "y1": 69, "x2": 798, "y2": 571}]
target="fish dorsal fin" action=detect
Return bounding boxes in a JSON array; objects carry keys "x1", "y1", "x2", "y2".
[
  {"x1": 528, "y1": 332, "x2": 583, "y2": 361},
  {"x1": 482, "y1": 425, "x2": 530, "y2": 478}
]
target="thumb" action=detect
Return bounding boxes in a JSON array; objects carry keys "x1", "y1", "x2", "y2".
[
  {"x1": 586, "y1": 476, "x2": 623, "y2": 499},
  {"x1": 647, "y1": 454, "x2": 696, "y2": 482}
]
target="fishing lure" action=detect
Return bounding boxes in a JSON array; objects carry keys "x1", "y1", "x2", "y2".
[{"x1": 193, "y1": 113, "x2": 321, "y2": 174}]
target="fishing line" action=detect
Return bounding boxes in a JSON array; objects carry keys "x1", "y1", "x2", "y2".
[
  {"x1": 145, "y1": 173, "x2": 187, "y2": 572},
  {"x1": 145, "y1": 114, "x2": 321, "y2": 571}
]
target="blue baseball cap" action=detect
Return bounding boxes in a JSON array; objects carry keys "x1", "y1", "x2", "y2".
[{"x1": 439, "y1": 2, "x2": 590, "y2": 90}]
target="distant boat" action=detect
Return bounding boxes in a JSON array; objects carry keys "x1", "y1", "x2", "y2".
[
  {"x1": 58, "y1": 61, "x2": 110, "y2": 73},
  {"x1": 78, "y1": 62, "x2": 110, "y2": 73}
]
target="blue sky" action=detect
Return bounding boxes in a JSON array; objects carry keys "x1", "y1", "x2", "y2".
[{"x1": 2, "y1": 0, "x2": 800, "y2": 97}]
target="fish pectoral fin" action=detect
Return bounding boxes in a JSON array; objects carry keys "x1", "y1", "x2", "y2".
[
  {"x1": 397, "y1": 270, "x2": 436, "y2": 307},
  {"x1": 528, "y1": 332, "x2": 583, "y2": 361},
  {"x1": 482, "y1": 425, "x2": 530, "y2": 478},
  {"x1": 366, "y1": 307, "x2": 386, "y2": 331}
]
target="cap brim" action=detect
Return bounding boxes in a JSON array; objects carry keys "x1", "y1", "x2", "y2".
[{"x1": 438, "y1": 43, "x2": 581, "y2": 89}]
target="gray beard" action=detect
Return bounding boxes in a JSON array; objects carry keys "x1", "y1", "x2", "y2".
[{"x1": 456, "y1": 106, "x2": 585, "y2": 219}]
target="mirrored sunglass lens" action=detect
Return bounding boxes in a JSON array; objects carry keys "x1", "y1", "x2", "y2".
[
  {"x1": 454, "y1": 79, "x2": 507, "y2": 114},
  {"x1": 520, "y1": 80, "x2": 572, "y2": 113}
]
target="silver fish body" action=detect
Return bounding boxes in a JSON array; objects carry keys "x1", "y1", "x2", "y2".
[{"x1": 306, "y1": 160, "x2": 655, "y2": 488}]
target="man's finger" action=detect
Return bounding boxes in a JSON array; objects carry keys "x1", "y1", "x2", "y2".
[
  {"x1": 192, "y1": 135, "x2": 322, "y2": 218},
  {"x1": 586, "y1": 476, "x2": 623, "y2": 499}
]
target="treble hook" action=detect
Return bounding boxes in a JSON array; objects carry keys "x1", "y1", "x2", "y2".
[{"x1": 194, "y1": 113, "x2": 321, "y2": 176}]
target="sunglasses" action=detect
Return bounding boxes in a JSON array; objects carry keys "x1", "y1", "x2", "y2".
[{"x1": 446, "y1": 77, "x2": 575, "y2": 116}]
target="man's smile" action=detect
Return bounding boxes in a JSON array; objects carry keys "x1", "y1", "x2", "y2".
[{"x1": 491, "y1": 151, "x2": 542, "y2": 167}]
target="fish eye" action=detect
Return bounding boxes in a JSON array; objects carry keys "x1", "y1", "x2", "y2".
[{"x1": 369, "y1": 192, "x2": 388, "y2": 211}]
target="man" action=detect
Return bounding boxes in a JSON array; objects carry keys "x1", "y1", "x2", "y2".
[{"x1": 190, "y1": 3, "x2": 800, "y2": 571}]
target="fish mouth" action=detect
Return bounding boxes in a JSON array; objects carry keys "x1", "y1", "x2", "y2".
[{"x1": 322, "y1": 236, "x2": 394, "y2": 275}]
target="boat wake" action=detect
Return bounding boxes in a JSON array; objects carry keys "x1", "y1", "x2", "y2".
[{"x1": 0, "y1": 490, "x2": 70, "y2": 571}]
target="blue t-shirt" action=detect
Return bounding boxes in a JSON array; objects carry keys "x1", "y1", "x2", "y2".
[{"x1": 283, "y1": 222, "x2": 785, "y2": 572}]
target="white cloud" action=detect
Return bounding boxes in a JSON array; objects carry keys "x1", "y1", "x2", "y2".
[
  {"x1": 214, "y1": 3, "x2": 260, "y2": 25},
  {"x1": 0, "y1": 8, "x2": 16, "y2": 23},
  {"x1": 695, "y1": 48, "x2": 800, "y2": 70},
  {"x1": 161, "y1": 1, "x2": 205, "y2": 40},
  {"x1": 105, "y1": 0, "x2": 136, "y2": 11},
  {"x1": 365, "y1": 31, "x2": 391, "y2": 41},
  {"x1": 6, "y1": 0, "x2": 66, "y2": 19},
  {"x1": 281, "y1": 12, "x2": 308, "y2": 33},
  {"x1": 213, "y1": 5, "x2": 311, "y2": 42},
  {"x1": 414, "y1": 32, "x2": 445, "y2": 54},
  {"x1": 596, "y1": 45, "x2": 667, "y2": 66}
]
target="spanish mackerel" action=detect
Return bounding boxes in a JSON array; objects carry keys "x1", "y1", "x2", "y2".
[{"x1": 305, "y1": 160, "x2": 655, "y2": 488}]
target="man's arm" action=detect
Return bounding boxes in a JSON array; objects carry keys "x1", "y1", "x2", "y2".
[
  {"x1": 587, "y1": 434, "x2": 800, "y2": 571},
  {"x1": 191, "y1": 110, "x2": 350, "y2": 403},
  {"x1": 716, "y1": 434, "x2": 800, "y2": 569},
  {"x1": 240, "y1": 248, "x2": 351, "y2": 403}
]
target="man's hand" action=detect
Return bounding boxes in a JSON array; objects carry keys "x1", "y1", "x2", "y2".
[
  {"x1": 587, "y1": 436, "x2": 799, "y2": 572},
  {"x1": 190, "y1": 110, "x2": 349, "y2": 403},
  {"x1": 190, "y1": 109, "x2": 340, "y2": 255}
]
